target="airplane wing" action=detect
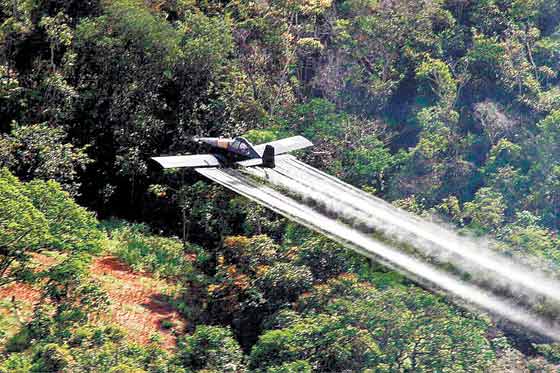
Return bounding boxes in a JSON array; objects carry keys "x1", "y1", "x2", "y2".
[
  {"x1": 151, "y1": 154, "x2": 221, "y2": 169},
  {"x1": 253, "y1": 136, "x2": 313, "y2": 156}
]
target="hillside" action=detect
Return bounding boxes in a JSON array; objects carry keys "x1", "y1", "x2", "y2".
[{"x1": 2, "y1": 0, "x2": 560, "y2": 371}]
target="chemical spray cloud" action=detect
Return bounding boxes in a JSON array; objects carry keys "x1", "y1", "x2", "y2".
[
  {"x1": 196, "y1": 164, "x2": 560, "y2": 341},
  {"x1": 245, "y1": 155, "x2": 560, "y2": 309}
]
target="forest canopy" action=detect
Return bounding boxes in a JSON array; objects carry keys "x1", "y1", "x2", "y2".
[{"x1": 2, "y1": 0, "x2": 560, "y2": 371}]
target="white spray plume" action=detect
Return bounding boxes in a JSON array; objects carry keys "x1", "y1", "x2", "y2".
[
  {"x1": 196, "y1": 166, "x2": 560, "y2": 341},
  {"x1": 245, "y1": 155, "x2": 560, "y2": 307}
]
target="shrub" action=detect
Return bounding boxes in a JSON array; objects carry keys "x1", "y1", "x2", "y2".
[
  {"x1": 178, "y1": 325, "x2": 246, "y2": 372},
  {"x1": 110, "y1": 223, "x2": 196, "y2": 279},
  {"x1": 0, "y1": 353, "x2": 33, "y2": 373}
]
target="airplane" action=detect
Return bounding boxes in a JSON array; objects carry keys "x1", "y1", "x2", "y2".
[{"x1": 151, "y1": 135, "x2": 313, "y2": 169}]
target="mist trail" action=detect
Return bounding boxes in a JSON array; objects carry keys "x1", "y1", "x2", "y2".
[
  {"x1": 196, "y1": 166, "x2": 560, "y2": 341},
  {"x1": 244, "y1": 155, "x2": 560, "y2": 306}
]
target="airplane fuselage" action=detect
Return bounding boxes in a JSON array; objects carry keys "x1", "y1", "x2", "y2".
[{"x1": 194, "y1": 137, "x2": 260, "y2": 163}]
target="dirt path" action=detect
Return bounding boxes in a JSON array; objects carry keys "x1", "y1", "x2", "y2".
[
  {"x1": 0, "y1": 254, "x2": 186, "y2": 350},
  {"x1": 90, "y1": 256, "x2": 186, "y2": 350}
]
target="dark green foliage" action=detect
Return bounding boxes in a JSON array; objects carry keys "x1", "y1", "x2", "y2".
[
  {"x1": 178, "y1": 325, "x2": 246, "y2": 372},
  {"x1": 254, "y1": 262, "x2": 313, "y2": 308},
  {"x1": 2, "y1": 0, "x2": 560, "y2": 370},
  {"x1": 0, "y1": 123, "x2": 91, "y2": 195},
  {"x1": 250, "y1": 313, "x2": 381, "y2": 372},
  {"x1": 32, "y1": 343, "x2": 73, "y2": 372},
  {"x1": 296, "y1": 236, "x2": 353, "y2": 282}
]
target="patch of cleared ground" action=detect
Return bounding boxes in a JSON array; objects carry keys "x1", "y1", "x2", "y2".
[
  {"x1": 90, "y1": 256, "x2": 186, "y2": 350},
  {"x1": 0, "y1": 254, "x2": 186, "y2": 351}
]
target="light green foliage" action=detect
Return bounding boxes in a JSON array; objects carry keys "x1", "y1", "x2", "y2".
[
  {"x1": 534, "y1": 343, "x2": 560, "y2": 364},
  {"x1": 178, "y1": 12, "x2": 233, "y2": 73},
  {"x1": 265, "y1": 360, "x2": 312, "y2": 373},
  {"x1": 526, "y1": 110, "x2": 560, "y2": 227},
  {"x1": 434, "y1": 196, "x2": 464, "y2": 226},
  {"x1": 109, "y1": 222, "x2": 196, "y2": 279},
  {"x1": 18, "y1": 323, "x2": 186, "y2": 373},
  {"x1": 42, "y1": 254, "x2": 109, "y2": 331},
  {"x1": 464, "y1": 187, "x2": 506, "y2": 233},
  {"x1": 179, "y1": 325, "x2": 246, "y2": 372},
  {"x1": 416, "y1": 57, "x2": 458, "y2": 106},
  {"x1": 498, "y1": 211, "x2": 560, "y2": 266},
  {"x1": 350, "y1": 135, "x2": 395, "y2": 186},
  {"x1": 0, "y1": 168, "x2": 102, "y2": 291},
  {"x1": 250, "y1": 313, "x2": 381, "y2": 372},
  {"x1": 292, "y1": 275, "x2": 495, "y2": 372},
  {"x1": 287, "y1": 99, "x2": 394, "y2": 189},
  {"x1": 39, "y1": 11, "x2": 73, "y2": 69},
  {"x1": 0, "y1": 168, "x2": 49, "y2": 285},
  {"x1": 0, "y1": 353, "x2": 33, "y2": 373},
  {"x1": 24, "y1": 179, "x2": 103, "y2": 253},
  {"x1": 243, "y1": 129, "x2": 284, "y2": 145},
  {"x1": 466, "y1": 32, "x2": 505, "y2": 78}
]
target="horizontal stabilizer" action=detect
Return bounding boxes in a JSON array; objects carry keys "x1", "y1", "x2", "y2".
[
  {"x1": 253, "y1": 136, "x2": 313, "y2": 156},
  {"x1": 237, "y1": 158, "x2": 263, "y2": 167},
  {"x1": 151, "y1": 154, "x2": 221, "y2": 169}
]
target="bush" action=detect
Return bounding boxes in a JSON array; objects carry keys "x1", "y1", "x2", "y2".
[
  {"x1": 179, "y1": 325, "x2": 246, "y2": 372},
  {"x1": 266, "y1": 360, "x2": 313, "y2": 373},
  {"x1": 297, "y1": 237, "x2": 352, "y2": 282},
  {"x1": 0, "y1": 353, "x2": 33, "y2": 373},
  {"x1": 255, "y1": 262, "x2": 314, "y2": 307},
  {"x1": 4, "y1": 328, "x2": 31, "y2": 353},
  {"x1": 110, "y1": 223, "x2": 196, "y2": 279},
  {"x1": 249, "y1": 314, "x2": 381, "y2": 372},
  {"x1": 31, "y1": 343, "x2": 73, "y2": 372}
]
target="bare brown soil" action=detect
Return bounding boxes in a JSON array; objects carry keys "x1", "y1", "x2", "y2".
[
  {"x1": 90, "y1": 256, "x2": 185, "y2": 350},
  {"x1": 0, "y1": 254, "x2": 185, "y2": 351}
]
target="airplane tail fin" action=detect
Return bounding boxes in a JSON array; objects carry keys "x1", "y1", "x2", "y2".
[{"x1": 262, "y1": 145, "x2": 275, "y2": 168}]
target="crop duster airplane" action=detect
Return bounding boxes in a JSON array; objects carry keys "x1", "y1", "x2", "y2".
[{"x1": 151, "y1": 135, "x2": 313, "y2": 169}]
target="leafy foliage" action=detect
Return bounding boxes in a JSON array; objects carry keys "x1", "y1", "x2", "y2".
[
  {"x1": 108, "y1": 222, "x2": 196, "y2": 279},
  {"x1": 0, "y1": 168, "x2": 101, "y2": 286},
  {"x1": 178, "y1": 325, "x2": 246, "y2": 372},
  {"x1": 2, "y1": 0, "x2": 560, "y2": 369}
]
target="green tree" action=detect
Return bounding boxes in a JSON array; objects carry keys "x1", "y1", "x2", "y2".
[
  {"x1": 464, "y1": 187, "x2": 506, "y2": 233},
  {"x1": 23, "y1": 179, "x2": 103, "y2": 253},
  {"x1": 179, "y1": 325, "x2": 246, "y2": 372},
  {"x1": 250, "y1": 314, "x2": 381, "y2": 372},
  {"x1": 0, "y1": 168, "x2": 49, "y2": 286},
  {"x1": 0, "y1": 123, "x2": 91, "y2": 196},
  {"x1": 295, "y1": 275, "x2": 495, "y2": 372},
  {"x1": 296, "y1": 236, "x2": 352, "y2": 282}
]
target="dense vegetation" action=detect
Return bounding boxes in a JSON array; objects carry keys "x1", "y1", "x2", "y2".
[{"x1": 2, "y1": 0, "x2": 560, "y2": 371}]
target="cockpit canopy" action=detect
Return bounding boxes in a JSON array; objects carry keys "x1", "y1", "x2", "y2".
[{"x1": 230, "y1": 137, "x2": 254, "y2": 157}]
